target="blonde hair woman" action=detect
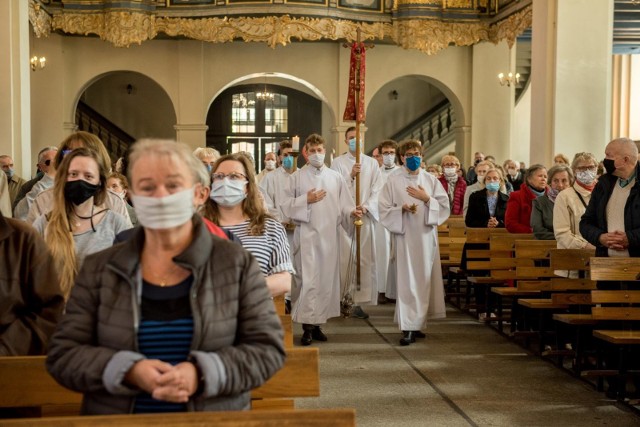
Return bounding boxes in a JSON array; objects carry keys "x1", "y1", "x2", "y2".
[
  {"x1": 33, "y1": 148, "x2": 131, "y2": 297},
  {"x1": 46, "y1": 139, "x2": 285, "y2": 414},
  {"x1": 202, "y1": 153, "x2": 293, "y2": 297}
]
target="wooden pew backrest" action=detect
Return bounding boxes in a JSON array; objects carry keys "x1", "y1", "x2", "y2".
[
  {"x1": 590, "y1": 257, "x2": 640, "y2": 281},
  {"x1": 0, "y1": 409, "x2": 357, "y2": 427}
]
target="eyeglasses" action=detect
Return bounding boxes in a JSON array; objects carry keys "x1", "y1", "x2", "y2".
[
  {"x1": 442, "y1": 163, "x2": 458, "y2": 168},
  {"x1": 212, "y1": 172, "x2": 247, "y2": 182}
]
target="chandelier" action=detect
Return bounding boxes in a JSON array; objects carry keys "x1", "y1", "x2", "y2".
[
  {"x1": 256, "y1": 84, "x2": 275, "y2": 101},
  {"x1": 497, "y1": 72, "x2": 520, "y2": 87}
]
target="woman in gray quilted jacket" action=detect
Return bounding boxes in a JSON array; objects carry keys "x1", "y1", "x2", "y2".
[{"x1": 46, "y1": 139, "x2": 286, "y2": 415}]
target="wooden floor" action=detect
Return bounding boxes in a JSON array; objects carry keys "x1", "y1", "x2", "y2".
[{"x1": 294, "y1": 304, "x2": 640, "y2": 427}]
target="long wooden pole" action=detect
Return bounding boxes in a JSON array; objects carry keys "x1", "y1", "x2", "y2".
[{"x1": 353, "y1": 29, "x2": 363, "y2": 291}]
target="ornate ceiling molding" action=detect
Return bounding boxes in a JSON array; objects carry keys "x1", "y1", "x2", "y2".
[
  {"x1": 29, "y1": 0, "x2": 52, "y2": 38},
  {"x1": 488, "y1": 5, "x2": 532, "y2": 48},
  {"x1": 32, "y1": 1, "x2": 531, "y2": 53}
]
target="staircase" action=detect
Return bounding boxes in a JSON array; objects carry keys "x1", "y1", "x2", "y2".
[
  {"x1": 390, "y1": 99, "x2": 457, "y2": 157},
  {"x1": 75, "y1": 100, "x2": 135, "y2": 163},
  {"x1": 515, "y1": 31, "x2": 532, "y2": 103}
]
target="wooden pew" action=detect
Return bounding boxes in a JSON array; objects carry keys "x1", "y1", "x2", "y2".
[
  {"x1": 0, "y1": 347, "x2": 319, "y2": 417},
  {"x1": 0, "y1": 409, "x2": 356, "y2": 427}
]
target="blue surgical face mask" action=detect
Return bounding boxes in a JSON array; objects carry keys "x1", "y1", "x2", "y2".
[
  {"x1": 282, "y1": 156, "x2": 294, "y2": 170},
  {"x1": 4, "y1": 168, "x2": 14, "y2": 179},
  {"x1": 205, "y1": 164, "x2": 212, "y2": 173},
  {"x1": 405, "y1": 156, "x2": 421, "y2": 172},
  {"x1": 348, "y1": 138, "x2": 356, "y2": 152},
  {"x1": 485, "y1": 182, "x2": 500, "y2": 193}
]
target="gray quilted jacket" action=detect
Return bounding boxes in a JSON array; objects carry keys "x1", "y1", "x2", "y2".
[{"x1": 46, "y1": 215, "x2": 285, "y2": 414}]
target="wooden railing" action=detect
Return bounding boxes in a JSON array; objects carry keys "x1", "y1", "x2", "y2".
[{"x1": 75, "y1": 100, "x2": 135, "y2": 164}]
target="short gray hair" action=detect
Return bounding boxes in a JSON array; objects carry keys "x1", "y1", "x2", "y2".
[
  {"x1": 571, "y1": 152, "x2": 598, "y2": 171},
  {"x1": 37, "y1": 146, "x2": 58, "y2": 164},
  {"x1": 193, "y1": 147, "x2": 221, "y2": 161},
  {"x1": 547, "y1": 164, "x2": 574, "y2": 185},
  {"x1": 128, "y1": 139, "x2": 207, "y2": 187}
]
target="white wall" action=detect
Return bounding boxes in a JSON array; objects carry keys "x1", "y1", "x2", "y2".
[
  {"x1": 25, "y1": 35, "x2": 473, "y2": 169},
  {"x1": 512, "y1": 81, "x2": 532, "y2": 166}
]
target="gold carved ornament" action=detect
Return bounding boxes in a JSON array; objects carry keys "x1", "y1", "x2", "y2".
[
  {"x1": 29, "y1": 0, "x2": 52, "y2": 38},
  {"x1": 39, "y1": 5, "x2": 531, "y2": 53}
]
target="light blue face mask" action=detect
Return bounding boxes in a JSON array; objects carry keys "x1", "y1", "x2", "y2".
[
  {"x1": 405, "y1": 156, "x2": 421, "y2": 172},
  {"x1": 205, "y1": 164, "x2": 212, "y2": 173},
  {"x1": 485, "y1": 182, "x2": 500, "y2": 193},
  {"x1": 348, "y1": 138, "x2": 356, "y2": 152},
  {"x1": 283, "y1": 156, "x2": 294, "y2": 170}
]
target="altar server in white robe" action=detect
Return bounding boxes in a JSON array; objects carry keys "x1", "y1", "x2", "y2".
[
  {"x1": 374, "y1": 140, "x2": 400, "y2": 302},
  {"x1": 260, "y1": 140, "x2": 296, "y2": 232},
  {"x1": 282, "y1": 134, "x2": 359, "y2": 346},
  {"x1": 379, "y1": 140, "x2": 450, "y2": 346},
  {"x1": 330, "y1": 127, "x2": 383, "y2": 317}
]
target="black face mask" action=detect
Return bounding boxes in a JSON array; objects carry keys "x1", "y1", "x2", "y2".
[
  {"x1": 64, "y1": 180, "x2": 100, "y2": 206},
  {"x1": 602, "y1": 158, "x2": 616, "y2": 176},
  {"x1": 474, "y1": 159, "x2": 481, "y2": 165}
]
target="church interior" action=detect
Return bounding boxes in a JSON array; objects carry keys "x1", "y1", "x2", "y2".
[{"x1": 2, "y1": 0, "x2": 640, "y2": 425}]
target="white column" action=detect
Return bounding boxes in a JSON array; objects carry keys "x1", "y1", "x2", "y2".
[
  {"x1": 470, "y1": 40, "x2": 514, "y2": 166},
  {"x1": 0, "y1": 0, "x2": 31, "y2": 177},
  {"x1": 173, "y1": 124, "x2": 209, "y2": 151},
  {"x1": 530, "y1": 0, "x2": 613, "y2": 165}
]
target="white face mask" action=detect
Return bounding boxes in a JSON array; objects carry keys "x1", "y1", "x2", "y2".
[
  {"x1": 477, "y1": 175, "x2": 485, "y2": 184},
  {"x1": 264, "y1": 160, "x2": 276, "y2": 171},
  {"x1": 131, "y1": 187, "x2": 194, "y2": 230},
  {"x1": 382, "y1": 153, "x2": 396, "y2": 167},
  {"x1": 210, "y1": 178, "x2": 247, "y2": 207},
  {"x1": 309, "y1": 153, "x2": 325, "y2": 168},
  {"x1": 108, "y1": 189, "x2": 126, "y2": 200},
  {"x1": 576, "y1": 169, "x2": 597, "y2": 185},
  {"x1": 508, "y1": 168, "x2": 518, "y2": 178},
  {"x1": 444, "y1": 167, "x2": 457, "y2": 178}
]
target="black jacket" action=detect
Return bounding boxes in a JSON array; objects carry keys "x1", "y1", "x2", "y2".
[
  {"x1": 465, "y1": 189, "x2": 509, "y2": 228},
  {"x1": 579, "y1": 163, "x2": 640, "y2": 257}
]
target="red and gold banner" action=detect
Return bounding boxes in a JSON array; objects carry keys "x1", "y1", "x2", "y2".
[{"x1": 343, "y1": 42, "x2": 366, "y2": 123}]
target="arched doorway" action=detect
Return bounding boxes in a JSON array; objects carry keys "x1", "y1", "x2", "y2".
[
  {"x1": 366, "y1": 76, "x2": 459, "y2": 164},
  {"x1": 75, "y1": 71, "x2": 177, "y2": 163},
  {"x1": 206, "y1": 83, "x2": 322, "y2": 172}
]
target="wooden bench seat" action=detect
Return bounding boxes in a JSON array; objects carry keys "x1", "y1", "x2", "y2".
[
  {"x1": 592, "y1": 330, "x2": 640, "y2": 345},
  {"x1": 0, "y1": 409, "x2": 356, "y2": 427},
  {"x1": 552, "y1": 313, "x2": 598, "y2": 325},
  {"x1": 518, "y1": 299, "x2": 568, "y2": 309},
  {"x1": 0, "y1": 347, "x2": 320, "y2": 416}
]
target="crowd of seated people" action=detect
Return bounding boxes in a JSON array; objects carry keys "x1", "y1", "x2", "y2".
[{"x1": 1, "y1": 132, "x2": 639, "y2": 413}]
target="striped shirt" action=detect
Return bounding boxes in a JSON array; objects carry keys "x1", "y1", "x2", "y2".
[
  {"x1": 134, "y1": 276, "x2": 194, "y2": 414},
  {"x1": 221, "y1": 218, "x2": 294, "y2": 276}
]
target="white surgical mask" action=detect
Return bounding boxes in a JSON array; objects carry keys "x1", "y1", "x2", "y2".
[
  {"x1": 309, "y1": 153, "x2": 325, "y2": 168},
  {"x1": 210, "y1": 178, "x2": 247, "y2": 207},
  {"x1": 508, "y1": 168, "x2": 518, "y2": 178},
  {"x1": 264, "y1": 160, "x2": 276, "y2": 171},
  {"x1": 382, "y1": 154, "x2": 395, "y2": 167},
  {"x1": 131, "y1": 187, "x2": 194, "y2": 230},
  {"x1": 444, "y1": 167, "x2": 457, "y2": 178},
  {"x1": 477, "y1": 175, "x2": 485, "y2": 184},
  {"x1": 108, "y1": 189, "x2": 126, "y2": 200},
  {"x1": 576, "y1": 169, "x2": 596, "y2": 186}
]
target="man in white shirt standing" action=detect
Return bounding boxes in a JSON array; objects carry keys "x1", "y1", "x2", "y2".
[
  {"x1": 330, "y1": 127, "x2": 383, "y2": 319},
  {"x1": 374, "y1": 140, "x2": 399, "y2": 304},
  {"x1": 282, "y1": 134, "x2": 359, "y2": 345},
  {"x1": 257, "y1": 152, "x2": 277, "y2": 184}
]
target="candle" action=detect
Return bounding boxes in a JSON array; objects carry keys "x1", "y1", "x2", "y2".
[{"x1": 292, "y1": 136, "x2": 300, "y2": 152}]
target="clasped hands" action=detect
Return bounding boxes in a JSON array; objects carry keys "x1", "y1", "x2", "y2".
[
  {"x1": 599, "y1": 230, "x2": 629, "y2": 251},
  {"x1": 402, "y1": 185, "x2": 430, "y2": 213},
  {"x1": 125, "y1": 359, "x2": 198, "y2": 403}
]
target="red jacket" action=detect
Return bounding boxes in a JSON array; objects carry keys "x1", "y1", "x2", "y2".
[
  {"x1": 438, "y1": 175, "x2": 467, "y2": 216},
  {"x1": 203, "y1": 217, "x2": 230, "y2": 240},
  {"x1": 505, "y1": 183, "x2": 543, "y2": 233}
]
